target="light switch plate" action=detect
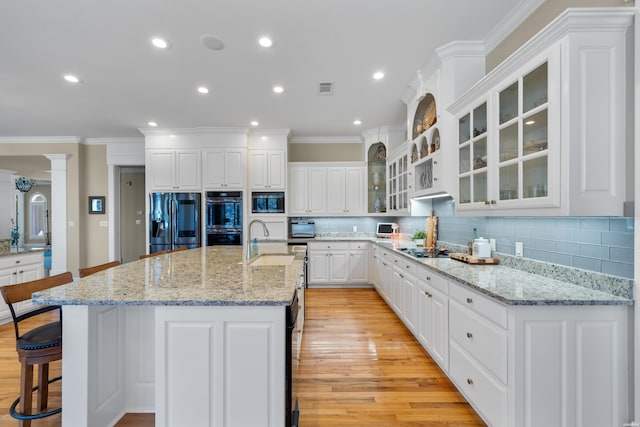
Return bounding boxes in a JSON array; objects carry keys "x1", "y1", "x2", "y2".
[
  {"x1": 489, "y1": 238, "x2": 496, "y2": 251},
  {"x1": 515, "y1": 242, "x2": 524, "y2": 257}
]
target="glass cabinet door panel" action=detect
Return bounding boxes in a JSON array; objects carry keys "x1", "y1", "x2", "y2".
[
  {"x1": 459, "y1": 113, "x2": 471, "y2": 143},
  {"x1": 523, "y1": 62, "x2": 548, "y2": 113},
  {"x1": 499, "y1": 163, "x2": 519, "y2": 200},
  {"x1": 523, "y1": 110, "x2": 548, "y2": 155},
  {"x1": 403, "y1": 174, "x2": 407, "y2": 192},
  {"x1": 459, "y1": 145, "x2": 471, "y2": 173},
  {"x1": 499, "y1": 123, "x2": 519, "y2": 162},
  {"x1": 459, "y1": 176, "x2": 471, "y2": 204},
  {"x1": 499, "y1": 82, "x2": 518, "y2": 124},
  {"x1": 473, "y1": 103, "x2": 487, "y2": 137},
  {"x1": 473, "y1": 137, "x2": 487, "y2": 170},
  {"x1": 473, "y1": 172, "x2": 487, "y2": 203},
  {"x1": 523, "y1": 156, "x2": 548, "y2": 198}
]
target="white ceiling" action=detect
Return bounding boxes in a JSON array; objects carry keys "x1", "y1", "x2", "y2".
[{"x1": 0, "y1": 0, "x2": 536, "y2": 140}]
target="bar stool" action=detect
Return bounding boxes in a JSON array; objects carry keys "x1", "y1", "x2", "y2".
[
  {"x1": 0, "y1": 272, "x2": 73, "y2": 426},
  {"x1": 79, "y1": 260, "x2": 120, "y2": 277}
]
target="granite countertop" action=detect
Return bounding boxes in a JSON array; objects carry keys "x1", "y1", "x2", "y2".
[
  {"x1": 0, "y1": 247, "x2": 48, "y2": 257},
  {"x1": 374, "y1": 241, "x2": 633, "y2": 306},
  {"x1": 32, "y1": 246, "x2": 305, "y2": 307}
]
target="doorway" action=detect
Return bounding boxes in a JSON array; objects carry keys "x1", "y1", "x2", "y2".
[{"x1": 119, "y1": 168, "x2": 146, "y2": 263}]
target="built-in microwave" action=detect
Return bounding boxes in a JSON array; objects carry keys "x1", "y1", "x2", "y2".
[
  {"x1": 251, "y1": 191, "x2": 285, "y2": 214},
  {"x1": 290, "y1": 219, "x2": 315, "y2": 238}
]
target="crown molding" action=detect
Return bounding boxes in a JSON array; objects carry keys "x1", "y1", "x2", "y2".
[
  {"x1": 84, "y1": 137, "x2": 144, "y2": 145},
  {"x1": 138, "y1": 126, "x2": 249, "y2": 136},
  {"x1": 0, "y1": 136, "x2": 81, "y2": 143},
  {"x1": 483, "y1": 0, "x2": 546, "y2": 54},
  {"x1": 290, "y1": 136, "x2": 362, "y2": 144},
  {"x1": 448, "y1": 7, "x2": 635, "y2": 115}
]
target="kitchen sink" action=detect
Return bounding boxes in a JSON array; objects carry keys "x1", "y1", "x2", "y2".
[
  {"x1": 250, "y1": 255, "x2": 296, "y2": 266},
  {"x1": 398, "y1": 247, "x2": 449, "y2": 259}
]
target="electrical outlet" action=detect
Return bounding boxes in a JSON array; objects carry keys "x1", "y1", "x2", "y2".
[
  {"x1": 352, "y1": 226, "x2": 357, "y2": 232},
  {"x1": 489, "y1": 238, "x2": 496, "y2": 251},
  {"x1": 515, "y1": 242, "x2": 524, "y2": 257}
]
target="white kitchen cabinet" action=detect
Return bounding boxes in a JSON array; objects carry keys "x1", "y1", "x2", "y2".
[
  {"x1": 347, "y1": 242, "x2": 369, "y2": 285},
  {"x1": 373, "y1": 248, "x2": 393, "y2": 303},
  {"x1": 387, "y1": 150, "x2": 410, "y2": 214},
  {"x1": 390, "y1": 255, "x2": 417, "y2": 333},
  {"x1": 249, "y1": 150, "x2": 286, "y2": 190},
  {"x1": 147, "y1": 149, "x2": 202, "y2": 191},
  {"x1": 308, "y1": 241, "x2": 371, "y2": 287},
  {"x1": 0, "y1": 252, "x2": 44, "y2": 324},
  {"x1": 326, "y1": 167, "x2": 365, "y2": 214},
  {"x1": 288, "y1": 167, "x2": 326, "y2": 215},
  {"x1": 203, "y1": 149, "x2": 245, "y2": 189},
  {"x1": 417, "y1": 271, "x2": 449, "y2": 371},
  {"x1": 371, "y1": 241, "x2": 631, "y2": 427},
  {"x1": 307, "y1": 242, "x2": 348, "y2": 285},
  {"x1": 449, "y1": 9, "x2": 633, "y2": 216}
]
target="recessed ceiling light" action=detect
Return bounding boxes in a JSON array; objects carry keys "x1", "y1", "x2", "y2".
[
  {"x1": 148, "y1": 121, "x2": 158, "y2": 127},
  {"x1": 273, "y1": 85, "x2": 284, "y2": 94},
  {"x1": 63, "y1": 74, "x2": 81, "y2": 83},
  {"x1": 251, "y1": 121, "x2": 259, "y2": 126},
  {"x1": 353, "y1": 120, "x2": 363, "y2": 126},
  {"x1": 200, "y1": 34, "x2": 224, "y2": 51},
  {"x1": 373, "y1": 71, "x2": 385, "y2": 80},
  {"x1": 151, "y1": 37, "x2": 170, "y2": 49},
  {"x1": 169, "y1": 134, "x2": 177, "y2": 138},
  {"x1": 197, "y1": 86, "x2": 209, "y2": 94},
  {"x1": 525, "y1": 120, "x2": 535, "y2": 125},
  {"x1": 258, "y1": 36, "x2": 273, "y2": 48}
]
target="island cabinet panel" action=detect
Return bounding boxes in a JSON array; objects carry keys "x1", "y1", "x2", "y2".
[
  {"x1": 61, "y1": 305, "x2": 127, "y2": 427},
  {"x1": 155, "y1": 306, "x2": 285, "y2": 427}
]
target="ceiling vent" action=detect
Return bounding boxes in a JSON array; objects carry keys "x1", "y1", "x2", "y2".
[{"x1": 318, "y1": 81, "x2": 333, "y2": 95}]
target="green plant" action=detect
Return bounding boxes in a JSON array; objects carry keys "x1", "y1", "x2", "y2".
[{"x1": 412, "y1": 230, "x2": 426, "y2": 240}]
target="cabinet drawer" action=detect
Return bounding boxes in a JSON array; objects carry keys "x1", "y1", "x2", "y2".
[
  {"x1": 450, "y1": 301, "x2": 507, "y2": 383},
  {"x1": 308, "y1": 242, "x2": 349, "y2": 251},
  {"x1": 0, "y1": 253, "x2": 42, "y2": 270},
  {"x1": 449, "y1": 282, "x2": 508, "y2": 328},
  {"x1": 450, "y1": 341, "x2": 507, "y2": 427},
  {"x1": 349, "y1": 242, "x2": 369, "y2": 251},
  {"x1": 421, "y1": 268, "x2": 448, "y2": 294}
]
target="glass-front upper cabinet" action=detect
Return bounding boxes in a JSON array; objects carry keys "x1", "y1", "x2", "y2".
[
  {"x1": 498, "y1": 62, "x2": 548, "y2": 203},
  {"x1": 458, "y1": 102, "x2": 488, "y2": 206},
  {"x1": 387, "y1": 152, "x2": 409, "y2": 213}
]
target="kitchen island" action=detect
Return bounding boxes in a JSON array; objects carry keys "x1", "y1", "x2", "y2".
[{"x1": 32, "y1": 246, "x2": 305, "y2": 427}]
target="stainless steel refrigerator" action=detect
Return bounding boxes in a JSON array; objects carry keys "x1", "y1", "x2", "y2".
[{"x1": 149, "y1": 192, "x2": 201, "y2": 254}]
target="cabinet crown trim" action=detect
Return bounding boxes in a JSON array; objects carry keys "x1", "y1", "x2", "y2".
[{"x1": 448, "y1": 7, "x2": 634, "y2": 115}]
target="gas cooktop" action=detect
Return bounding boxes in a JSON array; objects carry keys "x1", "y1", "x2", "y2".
[{"x1": 398, "y1": 247, "x2": 449, "y2": 259}]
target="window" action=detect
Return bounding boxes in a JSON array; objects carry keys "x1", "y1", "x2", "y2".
[{"x1": 29, "y1": 193, "x2": 47, "y2": 241}]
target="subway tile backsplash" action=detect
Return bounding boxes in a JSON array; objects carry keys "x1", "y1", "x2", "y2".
[
  {"x1": 306, "y1": 214, "x2": 634, "y2": 279},
  {"x1": 397, "y1": 215, "x2": 634, "y2": 279}
]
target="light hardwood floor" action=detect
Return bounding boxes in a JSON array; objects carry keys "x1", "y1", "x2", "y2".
[{"x1": 0, "y1": 289, "x2": 485, "y2": 426}]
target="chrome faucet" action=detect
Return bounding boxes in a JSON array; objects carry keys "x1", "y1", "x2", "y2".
[{"x1": 247, "y1": 219, "x2": 270, "y2": 259}]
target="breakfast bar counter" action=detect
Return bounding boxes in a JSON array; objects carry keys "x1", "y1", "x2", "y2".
[{"x1": 32, "y1": 246, "x2": 305, "y2": 427}]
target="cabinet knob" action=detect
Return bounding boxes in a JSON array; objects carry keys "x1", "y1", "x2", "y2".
[
  {"x1": 12, "y1": 272, "x2": 17, "y2": 275},
  {"x1": 466, "y1": 332, "x2": 473, "y2": 339},
  {"x1": 466, "y1": 378, "x2": 474, "y2": 385},
  {"x1": 399, "y1": 273, "x2": 404, "y2": 279},
  {"x1": 426, "y1": 276, "x2": 431, "y2": 281},
  {"x1": 424, "y1": 291, "x2": 432, "y2": 298},
  {"x1": 466, "y1": 297, "x2": 473, "y2": 304},
  {"x1": 405, "y1": 265, "x2": 410, "y2": 269},
  {"x1": 15, "y1": 260, "x2": 20, "y2": 264}
]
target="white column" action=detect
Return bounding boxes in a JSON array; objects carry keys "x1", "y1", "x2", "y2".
[
  {"x1": 634, "y1": 3, "x2": 639, "y2": 421},
  {"x1": 45, "y1": 154, "x2": 70, "y2": 275}
]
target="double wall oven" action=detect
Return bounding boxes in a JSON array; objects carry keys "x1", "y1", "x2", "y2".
[{"x1": 205, "y1": 191, "x2": 243, "y2": 245}]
